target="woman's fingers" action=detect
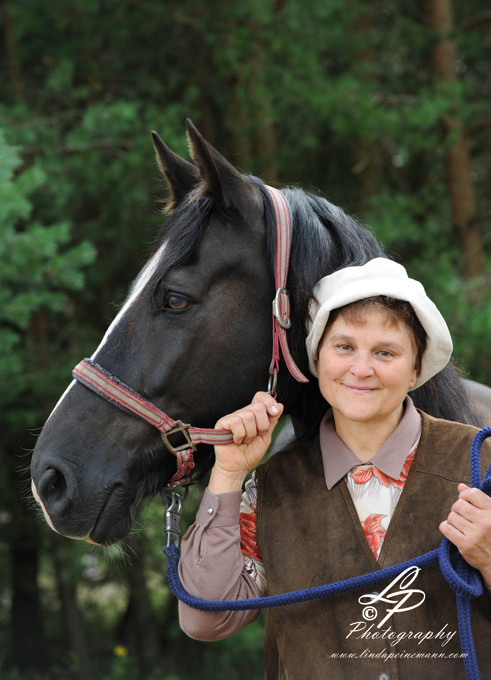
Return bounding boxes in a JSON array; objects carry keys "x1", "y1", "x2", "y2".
[
  {"x1": 439, "y1": 483, "x2": 491, "y2": 582},
  {"x1": 222, "y1": 410, "x2": 261, "y2": 446},
  {"x1": 251, "y1": 390, "x2": 282, "y2": 417},
  {"x1": 216, "y1": 392, "x2": 283, "y2": 444}
]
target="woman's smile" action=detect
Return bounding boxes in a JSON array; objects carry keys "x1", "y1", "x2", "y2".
[{"x1": 344, "y1": 384, "x2": 377, "y2": 394}]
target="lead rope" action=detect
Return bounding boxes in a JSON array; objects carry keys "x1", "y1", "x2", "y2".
[{"x1": 163, "y1": 426, "x2": 491, "y2": 680}]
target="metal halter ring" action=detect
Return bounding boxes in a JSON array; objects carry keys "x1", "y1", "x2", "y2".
[
  {"x1": 272, "y1": 287, "x2": 291, "y2": 330},
  {"x1": 267, "y1": 368, "x2": 278, "y2": 397}
]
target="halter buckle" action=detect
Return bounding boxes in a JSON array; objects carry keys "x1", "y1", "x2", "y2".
[
  {"x1": 161, "y1": 420, "x2": 197, "y2": 455},
  {"x1": 272, "y1": 287, "x2": 291, "y2": 330}
]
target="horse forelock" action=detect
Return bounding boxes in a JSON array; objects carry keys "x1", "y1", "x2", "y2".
[{"x1": 126, "y1": 194, "x2": 214, "y2": 312}]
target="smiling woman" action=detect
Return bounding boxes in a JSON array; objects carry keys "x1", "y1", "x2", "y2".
[{"x1": 178, "y1": 258, "x2": 491, "y2": 680}]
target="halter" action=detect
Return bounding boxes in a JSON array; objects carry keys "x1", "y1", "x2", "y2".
[{"x1": 72, "y1": 186, "x2": 308, "y2": 486}]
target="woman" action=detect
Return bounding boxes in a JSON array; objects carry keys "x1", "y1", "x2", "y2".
[{"x1": 178, "y1": 258, "x2": 491, "y2": 679}]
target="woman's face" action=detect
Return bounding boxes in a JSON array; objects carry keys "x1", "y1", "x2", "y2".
[{"x1": 317, "y1": 307, "x2": 418, "y2": 433}]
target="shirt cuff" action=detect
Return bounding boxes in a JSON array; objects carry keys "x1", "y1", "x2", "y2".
[{"x1": 196, "y1": 487, "x2": 242, "y2": 527}]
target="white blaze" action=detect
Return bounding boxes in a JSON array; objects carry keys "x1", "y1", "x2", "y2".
[{"x1": 45, "y1": 241, "x2": 168, "y2": 423}]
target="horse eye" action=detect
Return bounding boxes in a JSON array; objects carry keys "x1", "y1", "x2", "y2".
[{"x1": 166, "y1": 295, "x2": 189, "y2": 311}]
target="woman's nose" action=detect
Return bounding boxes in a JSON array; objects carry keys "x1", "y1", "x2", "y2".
[{"x1": 349, "y1": 353, "x2": 375, "y2": 377}]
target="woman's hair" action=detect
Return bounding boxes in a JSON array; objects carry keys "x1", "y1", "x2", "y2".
[{"x1": 322, "y1": 296, "x2": 428, "y2": 373}]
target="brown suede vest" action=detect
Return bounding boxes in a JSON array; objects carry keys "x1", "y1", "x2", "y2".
[{"x1": 255, "y1": 412, "x2": 491, "y2": 680}]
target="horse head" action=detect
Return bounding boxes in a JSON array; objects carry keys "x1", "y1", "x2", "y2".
[{"x1": 30, "y1": 121, "x2": 310, "y2": 544}]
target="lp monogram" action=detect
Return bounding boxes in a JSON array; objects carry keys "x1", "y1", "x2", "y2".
[{"x1": 358, "y1": 566, "x2": 425, "y2": 628}]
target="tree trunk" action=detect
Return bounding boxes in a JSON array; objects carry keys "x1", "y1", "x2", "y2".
[
  {"x1": 6, "y1": 441, "x2": 49, "y2": 675},
  {"x1": 119, "y1": 537, "x2": 161, "y2": 679},
  {"x1": 429, "y1": 0, "x2": 485, "y2": 279},
  {"x1": 3, "y1": 3, "x2": 25, "y2": 100},
  {"x1": 250, "y1": 30, "x2": 279, "y2": 184},
  {"x1": 51, "y1": 540, "x2": 94, "y2": 680},
  {"x1": 9, "y1": 541, "x2": 48, "y2": 676},
  {"x1": 350, "y1": 7, "x2": 378, "y2": 209}
]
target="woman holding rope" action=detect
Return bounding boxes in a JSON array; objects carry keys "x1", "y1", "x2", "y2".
[{"x1": 178, "y1": 258, "x2": 491, "y2": 679}]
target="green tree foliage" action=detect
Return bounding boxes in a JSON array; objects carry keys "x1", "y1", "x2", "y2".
[
  {"x1": 0, "y1": 132, "x2": 95, "y2": 414},
  {"x1": 0, "y1": 0, "x2": 490, "y2": 677}
]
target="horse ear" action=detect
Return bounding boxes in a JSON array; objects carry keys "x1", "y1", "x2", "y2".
[
  {"x1": 151, "y1": 131, "x2": 200, "y2": 211},
  {"x1": 185, "y1": 119, "x2": 260, "y2": 219}
]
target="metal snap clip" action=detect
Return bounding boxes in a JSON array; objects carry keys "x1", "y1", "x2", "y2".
[{"x1": 161, "y1": 487, "x2": 189, "y2": 548}]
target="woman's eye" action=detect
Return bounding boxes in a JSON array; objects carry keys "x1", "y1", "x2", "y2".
[
  {"x1": 166, "y1": 295, "x2": 189, "y2": 311},
  {"x1": 337, "y1": 344, "x2": 353, "y2": 352}
]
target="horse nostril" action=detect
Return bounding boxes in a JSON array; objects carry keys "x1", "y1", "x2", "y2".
[{"x1": 38, "y1": 467, "x2": 67, "y2": 503}]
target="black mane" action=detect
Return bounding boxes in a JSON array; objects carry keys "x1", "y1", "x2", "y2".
[{"x1": 148, "y1": 193, "x2": 215, "y2": 293}]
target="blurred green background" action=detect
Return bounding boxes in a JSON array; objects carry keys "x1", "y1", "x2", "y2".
[{"x1": 1, "y1": 0, "x2": 490, "y2": 677}]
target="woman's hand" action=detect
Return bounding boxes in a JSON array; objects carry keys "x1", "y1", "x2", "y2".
[
  {"x1": 439, "y1": 483, "x2": 491, "y2": 587},
  {"x1": 208, "y1": 392, "x2": 284, "y2": 494}
]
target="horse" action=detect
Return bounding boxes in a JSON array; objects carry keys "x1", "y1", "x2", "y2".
[{"x1": 30, "y1": 119, "x2": 491, "y2": 546}]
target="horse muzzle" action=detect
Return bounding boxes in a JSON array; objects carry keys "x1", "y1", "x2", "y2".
[{"x1": 31, "y1": 458, "x2": 133, "y2": 545}]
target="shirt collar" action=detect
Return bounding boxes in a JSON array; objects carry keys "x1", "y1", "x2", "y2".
[{"x1": 319, "y1": 396, "x2": 422, "y2": 490}]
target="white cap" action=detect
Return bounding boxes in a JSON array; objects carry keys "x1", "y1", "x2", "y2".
[{"x1": 305, "y1": 258, "x2": 453, "y2": 389}]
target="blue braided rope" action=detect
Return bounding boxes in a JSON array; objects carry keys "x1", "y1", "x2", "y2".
[
  {"x1": 164, "y1": 426, "x2": 491, "y2": 680},
  {"x1": 164, "y1": 542, "x2": 440, "y2": 610}
]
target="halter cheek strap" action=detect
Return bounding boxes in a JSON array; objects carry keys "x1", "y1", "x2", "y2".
[
  {"x1": 73, "y1": 187, "x2": 307, "y2": 486},
  {"x1": 266, "y1": 186, "x2": 308, "y2": 389}
]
